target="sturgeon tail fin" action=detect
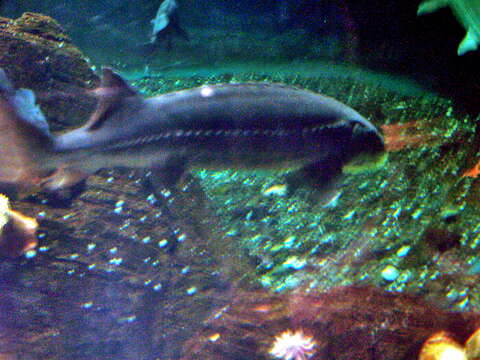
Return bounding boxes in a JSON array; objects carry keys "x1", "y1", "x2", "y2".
[{"x1": 0, "y1": 68, "x2": 54, "y2": 189}]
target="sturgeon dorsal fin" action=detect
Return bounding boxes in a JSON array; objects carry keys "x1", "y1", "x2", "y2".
[
  {"x1": 100, "y1": 68, "x2": 137, "y2": 92},
  {"x1": 85, "y1": 68, "x2": 138, "y2": 131}
]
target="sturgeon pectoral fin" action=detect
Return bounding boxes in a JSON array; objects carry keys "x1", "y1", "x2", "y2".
[
  {"x1": 286, "y1": 156, "x2": 344, "y2": 195},
  {"x1": 38, "y1": 167, "x2": 88, "y2": 206},
  {"x1": 301, "y1": 158, "x2": 344, "y2": 188},
  {"x1": 284, "y1": 158, "x2": 346, "y2": 206},
  {"x1": 40, "y1": 167, "x2": 88, "y2": 192},
  {"x1": 143, "y1": 157, "x2": 188, "y2": 196}
]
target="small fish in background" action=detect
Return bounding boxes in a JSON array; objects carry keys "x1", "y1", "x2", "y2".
[
  {"x1": 275, "y1": 0, "x2": 291, "y2": 29},
  {"x1": 150, "y1": 0, "x2": 178, "y2": 43},
  {"x1": 148, "y1": 0, "x2": 189, "y2": 50},
  {"x1": 0, "y1": 67, "x2": 385, "y2": 200},
  {"x1": 417, "y1": 0, "x2": 480, "y2": 55}
]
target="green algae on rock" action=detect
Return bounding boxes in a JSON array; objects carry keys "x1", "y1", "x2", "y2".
[{"x1": 135, "y1": 71, "x2": 480, "y2": 309}]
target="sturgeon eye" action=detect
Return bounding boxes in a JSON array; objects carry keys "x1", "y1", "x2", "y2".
[{"x1": 352, "y1": 121, "x2": 367, "y2": 136}]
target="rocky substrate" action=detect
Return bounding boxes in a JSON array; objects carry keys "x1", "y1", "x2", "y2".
[
  {"x1": 0, "y1": 12, "x2": 98, "y2": 128},
  {"x1": 1, "y1": 68, "x2": 480, "y2": 359}
]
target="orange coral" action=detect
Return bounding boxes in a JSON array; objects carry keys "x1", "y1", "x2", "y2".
[
  {"x1": 381, "y1": 121, "x2": 434, "y2": 152},
  {"x1": 462, "y1": 162, "x2": 480, "y2": 178}
]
